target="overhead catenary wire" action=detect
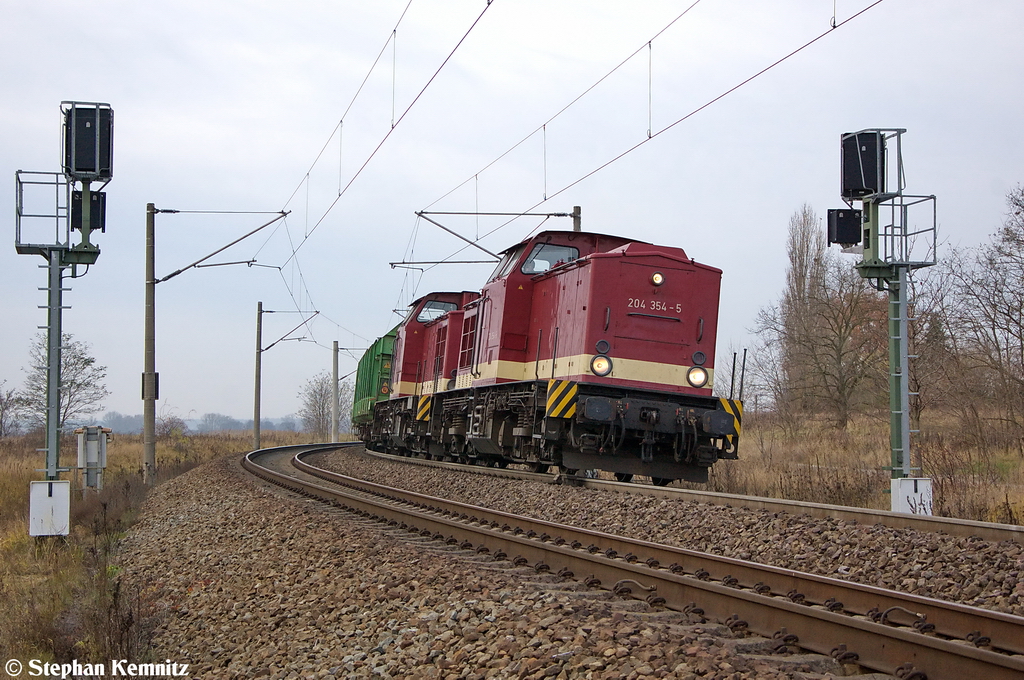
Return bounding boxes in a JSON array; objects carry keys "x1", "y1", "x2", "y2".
[
  {"x1": 281, "y1": 0, "x2": 416, "y2": 211},
  {"x1": 525, "y1": 0, "x2": 888, "y2": 211},
  {"x1": 159, "y1": 210, "x2": 287, "y2": 215},
  {"x1": 158, "y1": 211, "x2": 289, "y2": 283},
  {"x1": 273, "y1": 1, "x2": 691, "y2": 354},
  {"x1": 262, "y1": 311, "x2": 320, "y2": 353},
  {"x1": 434, "y1": 0, "x2": 887, "y2": 257},
  {"x1": 278, "y1": 1, "x2": 496, "y2": 270},
  {"x1": 263, "y1": 216, "x2": 370, "y2": 346},
  {"x1": 271, "y1": 1, "x2": 881, "y2": 366},
  {"x1": 424, "y1": 0, "x2": 704, "y2": 212},
  {"x1": 648, "y1": 41, "x2": 653, "y2": 139},
  {"x1": 392, "y1": 214, "x2": 424, "y2": 316},
  {"x1": 254, "y1": 1, "x2": 419, "y2": 336}
]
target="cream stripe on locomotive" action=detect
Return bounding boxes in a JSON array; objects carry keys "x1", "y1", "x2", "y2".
[{"x1": 394, "y1": 353, "x2": 715, "y2": 397}]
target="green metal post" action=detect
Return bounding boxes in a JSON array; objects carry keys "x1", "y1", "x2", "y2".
[
  {"x1": 856, "y1": 201, "x2": 891, "y2": 281},
  {"x1": 888, "y1": 267, "x2": 910, "y2": 480},
  {"x1": 80, "y1": 181, "x2": 92, "y2": 247},
  {"x1": 143, "y1": 204, "x2": 157, "y2": 484},
  {"x1": 254, "y1": 301, "x2": 262, "y2": 451},
  {"x1": 855, "y1": 200, "x2": 910, "y2": 485},
  {"x1": 43, "y1": 248, "x2": 64, "y2": 480}
]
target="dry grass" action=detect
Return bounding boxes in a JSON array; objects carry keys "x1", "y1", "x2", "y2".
[
  {"x1": 0, "y1": 428, "x2": 310, "y2": 665},
  {"x1": 693, "y1": 410, "x2": 1024, "y2": 522},
  {"x1": 3, "y1": 414, "x2": 1019, "y2": 664}
]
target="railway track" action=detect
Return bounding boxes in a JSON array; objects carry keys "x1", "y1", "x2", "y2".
[
  {"x1": 243, "y1": 443, "x2": 1024, "y2": 680},
  {"x1": 357, "y1": 447, "x2": 1024, "y2": 544}
]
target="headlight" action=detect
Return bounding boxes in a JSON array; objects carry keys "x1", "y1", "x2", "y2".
[
  {"x1": 686, "y1": 365, "x2": 708, "y2": 388},
  {"x1": 651, "y1": 271, "x2": 665, "y2": 286},
  {"x1": 590, "y1": 355, "x2": 613, "y2": 376}
]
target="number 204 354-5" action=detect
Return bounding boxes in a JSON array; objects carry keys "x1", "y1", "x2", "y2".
[{"x1": 627, "y1": 298, "x2": 681, "y2": 313}]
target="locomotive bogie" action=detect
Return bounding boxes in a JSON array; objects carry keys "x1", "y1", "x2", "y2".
[{"x1": 365, "y1": 376, "x2": 740, "y2": 483}]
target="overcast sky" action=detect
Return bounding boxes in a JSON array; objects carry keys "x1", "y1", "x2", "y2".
[{"x1": 2, "y1": 1, "x2": 1021, "y2": 423}]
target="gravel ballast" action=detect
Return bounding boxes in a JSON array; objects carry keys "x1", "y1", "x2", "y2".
[
  {"x1": 118, "y1": 454, "x2": 877, "y2": 679},
  {"x1": 309, "y1": 450, "x2": 1024, "y2": 618}
]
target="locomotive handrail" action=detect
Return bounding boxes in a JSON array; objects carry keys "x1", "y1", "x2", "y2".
[
  {"x1": 589, "y1": 249, "x2": 697, "y2": 266},
  {"x1": 627, "y1": 312, "x2": 681, "y2": 322},
  {"x1": 471, "y1": 294, "x2": 489, "y2": 378}
]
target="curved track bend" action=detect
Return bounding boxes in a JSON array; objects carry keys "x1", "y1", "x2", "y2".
[
  {"x1": 359, "y1": 448, "x2": 1024, "y2": 544},
  {"x1": 244, "y1": 444, "x2": 1024, "y2": 680}
]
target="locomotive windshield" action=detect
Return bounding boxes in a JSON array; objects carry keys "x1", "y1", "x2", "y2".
[
  {"x1": 488, "y1": 245, "x2": 525, "y2": 281},
  {"x1": 416, "y1": 300, "x2": 458, "y2": 323},
  {"x1": 521, "y1": 243, "x2": 579, "y2": 274}
]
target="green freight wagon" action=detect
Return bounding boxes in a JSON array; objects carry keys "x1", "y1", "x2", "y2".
[{"x1": 352, "y1": 325, "x2": 397, "y2": 440}]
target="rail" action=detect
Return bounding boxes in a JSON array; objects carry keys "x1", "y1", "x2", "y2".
[
  {"x1": 243, "y1": 444, "x2": 1024, "y2": 680},
  {"x1": 355, "y1": 448, "x2": 1024, "y2": 544}
]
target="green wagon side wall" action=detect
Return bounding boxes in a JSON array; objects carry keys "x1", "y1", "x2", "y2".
[{"x1": 352, "y1": 325, "x2": 398, "y2": 426}]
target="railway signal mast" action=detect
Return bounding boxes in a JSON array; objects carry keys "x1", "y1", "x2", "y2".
[
  {"x1": 15, "y1": 102, "x2": 113, "y2": 534},
  {"x1": 827, "y1": 129, "x2": 936, "y2": 514}
]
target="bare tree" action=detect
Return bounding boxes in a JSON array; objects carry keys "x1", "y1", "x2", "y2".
[
  {"x1": 198, "y1": 413, "x2": 245, "y2": 432},
  {"x1": 905, "y1": 267, "x2": 959, "y2": 428},
  {"x1": 298, "y1": 372, "x2": 333, "y2": 440},
  {"x1": 795, "y1": 257, "x2": 887, "y2": 428},
  {"x1": 0, "y1": 380, "x2": 25, "y2": 438},
  {"x1": 337, "y1": 380, "x2": 354, "y2": 434},
  {"x1": 18, "y1": 332, "x2": 110, "y2": 431},
  {"x1": 297, "y1": 372, "x2": 354, "y2": 440},
  {"x1": 156, "y1": 413, "x2": 190, "y2": 439},
  {"x1": 941, "y1": 184, "x2": 1024, "y2": 445},
  {"x1": 752, "y1": 205, "x2": 887, "y2": 429},
  {"x1": 751, "y1": 206, "x2": 825, "y2": 425},
  {"x1": 102, "y1": 411, "x2": 144, "y2": 434}
]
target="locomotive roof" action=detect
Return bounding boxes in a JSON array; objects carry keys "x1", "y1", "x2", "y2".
[
  {"x1": 496, "y1": 229, "x2": 648, "y2": 256},
  {"x1": 406, "y1": 290, "x2": 479, "y2": 306}
]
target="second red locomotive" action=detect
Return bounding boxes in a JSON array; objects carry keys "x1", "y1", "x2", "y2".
[{"x1": 354, "y1": 228, "x2": 741, "y2": 484}]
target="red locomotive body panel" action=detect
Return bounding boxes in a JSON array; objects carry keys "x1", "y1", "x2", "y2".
[
  {"x1": 372, "y1": 229, "x2": 739, "y2": 484},
  {"x1": 448, "y1": 231, "x2": 721, "y2": 395},
  {"x1": 392, "y1": 291, "x2": 477, "y2": 397}
]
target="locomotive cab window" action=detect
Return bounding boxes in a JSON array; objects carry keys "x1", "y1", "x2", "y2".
[
  {"x1": 488, "y1": 246, "x2": 526, "y2": 281},
  {"x1": 521, "y1": 243, "x2": 579, "y2": 275},
  {"x1": 416, "y1": 300, "x2": 458, "y2": 323}
]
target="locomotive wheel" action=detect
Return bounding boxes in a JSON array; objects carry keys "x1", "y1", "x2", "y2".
[
  {"x1": 651, "y1": 477, "x2": 673, "y2": 487},
  {"x1": 528, "y1": 462, "x2": 547, "y2": 473},
  {"x1": 562, "y1": 468, "x2": 579, "y2": 476},
  {"x1": 614, "y1": 473, "x2": 634, "y2": 483}
]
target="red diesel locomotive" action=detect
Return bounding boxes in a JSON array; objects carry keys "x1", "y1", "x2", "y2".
[{"x1": 357, "y1": 229, "x2": 741, "y2": 484}]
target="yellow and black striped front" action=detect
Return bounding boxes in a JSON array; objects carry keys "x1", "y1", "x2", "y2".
[
  {"x1": 719, "y1": 397, "x2": 743, "y2": 446},
  {"x1": 546, "y1": 380, "x2": 578, "y2": 418},
  {"x1": 416, "y1": 395, "x2": 432, "y2": 421}
]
